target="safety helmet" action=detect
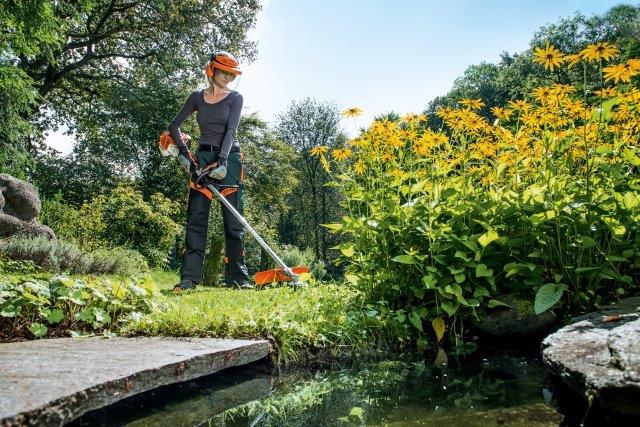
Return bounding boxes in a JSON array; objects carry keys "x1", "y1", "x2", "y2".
[{"x1": 206, "y1": 51, "x2": 242, "y2": 78}]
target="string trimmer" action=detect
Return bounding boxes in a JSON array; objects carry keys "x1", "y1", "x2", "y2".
[{"x1": 158, "y1": 132, "x2": 309, "y2": 287}]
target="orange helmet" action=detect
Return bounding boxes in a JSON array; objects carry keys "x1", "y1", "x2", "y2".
[{"x1": 205, "y1": 52, "x2": 242, "y2": 78}]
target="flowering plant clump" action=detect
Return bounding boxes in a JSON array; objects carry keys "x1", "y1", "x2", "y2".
[{"x1": 317, "y1": 43, "x2": 640, "y2": 344}]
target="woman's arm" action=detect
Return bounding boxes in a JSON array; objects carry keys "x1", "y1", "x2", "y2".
[
  {"x1": 218, "y1": 93, "x2": 244, "y2": 161},
  {"x1": 169, "y1": 92, "x2": 197, "y2": 147}
]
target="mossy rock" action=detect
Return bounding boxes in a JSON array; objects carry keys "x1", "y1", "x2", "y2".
[{"x1": 472, "y1": 295, "x2": 557, "y2": 337}]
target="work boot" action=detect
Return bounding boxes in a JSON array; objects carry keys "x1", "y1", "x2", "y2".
[
  {"x1": 173, "y1": 278, "x2": 197, "y2": 292},
  {"x1": 239, "y1": 281, "x2": 254, "y2": 290}
]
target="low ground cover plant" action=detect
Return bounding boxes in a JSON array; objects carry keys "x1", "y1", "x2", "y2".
[
  {"x1": 0, "y1": 258, "x2": 160, "y2": 340},
  {"x1": 316, "y1": 43, "x2": 640, "y2": 344}
]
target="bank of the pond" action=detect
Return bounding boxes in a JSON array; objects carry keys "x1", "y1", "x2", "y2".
[
  {"x1": 1, "y1": 265, "x2": 408, "y2": 364},
  {"x1": 122, "y1": 278, "x2": 408, "y2": 364}
]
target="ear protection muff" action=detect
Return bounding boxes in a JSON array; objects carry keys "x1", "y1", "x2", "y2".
[{"x1": 205, "y1": 52, "x2": 217, "y2": 78}]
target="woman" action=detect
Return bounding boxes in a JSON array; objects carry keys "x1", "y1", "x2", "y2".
[{"x1": 169, "y1": 51, "x2": 251, "y2": 291}]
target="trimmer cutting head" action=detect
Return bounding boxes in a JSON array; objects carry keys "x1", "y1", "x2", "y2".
[{"x1": 254, "y1": 266, "x2": 310, "y2": 287}]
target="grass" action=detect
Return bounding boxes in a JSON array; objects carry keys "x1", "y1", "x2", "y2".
[
  {"x1": 1, "y1": 259, "x2": 408, "y2": 364},
  {"x1": 122, "y1": 277, "x2": 407, "y2": 364}
]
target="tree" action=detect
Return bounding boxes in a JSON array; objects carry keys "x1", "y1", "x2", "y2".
[
  {"x1": 275, "y1": 98, "x2": 346, "y2": 267},
  {"x1": 12, "y1": 0, "x2": 260, "y2": 149},
  {"x1": 0, "y1": 0, "x2": 69, "y2": 177}
]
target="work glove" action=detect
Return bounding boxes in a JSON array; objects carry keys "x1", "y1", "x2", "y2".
[
  {"x1": 208, "y1": 156, "x2": 227, "y2": 180},
  {"x1": 177, "y1": 143, "x2": 192, "y2": 174}
]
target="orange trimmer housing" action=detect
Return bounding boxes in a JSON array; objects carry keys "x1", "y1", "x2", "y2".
[{"x1": 255, "y1": 266, "x2": 310, "y2": 286}]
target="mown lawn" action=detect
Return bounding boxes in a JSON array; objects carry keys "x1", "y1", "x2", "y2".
[{"x1": 123, "y1": 273, "x2": 406, "y2": 364}]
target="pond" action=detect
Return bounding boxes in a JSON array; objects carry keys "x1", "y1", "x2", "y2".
[{"x1": 70, "y1": 348, "x2": 582, "y2": 426}]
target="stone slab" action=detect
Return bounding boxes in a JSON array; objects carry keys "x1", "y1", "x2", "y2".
[
  {"x1": 541, "y1": 297, "x2": 640, "y2": 417},
  {"x1": 0, "y1": 337, "x2": 270, "y2": 426}
]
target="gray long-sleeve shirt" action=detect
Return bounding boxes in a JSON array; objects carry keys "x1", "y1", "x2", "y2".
[{"x1": 169, "y1": 89, "x2": 243, "y2": 160}]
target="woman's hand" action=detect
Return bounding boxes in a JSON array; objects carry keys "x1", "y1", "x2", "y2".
[{"x1": 209, "y1": 157, "x2": 227, "y2": 180}]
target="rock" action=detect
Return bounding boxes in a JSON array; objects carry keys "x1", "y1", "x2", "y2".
[
  {"x1": 0, "y1": 173, "x2": 41, "y2": 221},
  {"x1": 541, "y1": 297, "x2": 640, "y2": 417},
  {"x1": 0, "y1": 174, "x2": 55, "y2": 240},
  {"x1": 0, "y1": 213, "x2": 55, "y2": 240},
  {"x1": 472, "y1": 294, "x2": 557, "y2": 337},
  {"x1": 0, "y1": 337, "x2": 270, "y2": 426}
]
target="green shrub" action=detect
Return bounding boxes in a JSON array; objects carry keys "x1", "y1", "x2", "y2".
[
  {"x1": 85, "y1": 186, "x2": 182, "y2": 267},
  {"x1": 39, "y1": 193, "x2": 107, "y2": 251},
  {"x1": 0, "y1": 236, "x2": 149, "y2": 275},
  {"x1": 279, "y1": 244, "x2": 327, "y2": 280}
]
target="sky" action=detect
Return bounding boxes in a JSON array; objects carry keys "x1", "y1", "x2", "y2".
[{"x1": 46, "y1": 0, "x2": 627, "y2": 154}]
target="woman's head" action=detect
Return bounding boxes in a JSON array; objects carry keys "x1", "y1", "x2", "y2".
[{"x1": 206, "y1": 51, "x2": 241, "y2": 88}]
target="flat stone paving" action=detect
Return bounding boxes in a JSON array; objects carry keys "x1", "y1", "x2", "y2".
[{"x1": 0, "y1": 337, "x2": 269, "y2": 426}]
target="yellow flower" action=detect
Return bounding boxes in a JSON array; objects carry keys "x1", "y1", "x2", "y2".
[
  {"x1": 401, "y1": 112, "x2": 427, "y2": 125},
  {"x1": 354, "y1": 160, "x2": 367, "y2": 174},
  {"x1": 341, "y1": 107, "x2": 363, "y2": 118},
  {"x1": 579, "y1": 42, "x2": 619, "y2": 62},
  {"x1": 459, "y1": 98, "x2": 485, "y2": 110},
  {"x1": 508, "y1": 99, "x2": 532, "y2": 112},
  {"x1": 380, "y1": 152, "x2": 394, "y2": 163},
  {"x1": 603, "y1": 62, "x2": 639, "y2": 84},
  {"x1": 310, "y1": 145, "x2": 328, "y2": 156},
  {"x1": 491, "y1": 106, "x2": 512, "y2": 121},
  {"x1": 331, "y1": 148, "x2": 353, "y2": 161},
  {"x1": 533, "y1": 43, "x2": 564, "y2": 71},
  {"x1": 593, "y1": 87, "x2": 618, "y2": 98},
  {"x1": 627, "y1": 58, "x2": 640, "y2": 72},
  {"x1": 532, "y1": 86, "x2": 554, "y2": 104},
  {"x1": 564, "y1": 52, "x2": 584, "y2": 68}
]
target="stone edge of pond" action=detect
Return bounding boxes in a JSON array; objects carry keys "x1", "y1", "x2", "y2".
[
  {"x1": 541, "y1": 296, "x2": 640, "y2": 417},
  {"x1": 0, "y1": 337, "x2": 270, "y2": 426}
]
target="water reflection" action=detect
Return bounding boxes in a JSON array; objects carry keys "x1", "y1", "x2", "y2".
[{"x1": 72, "y1": 350, "x2": 562, "y2": 426}]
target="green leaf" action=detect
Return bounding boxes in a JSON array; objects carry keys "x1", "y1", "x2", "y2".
[
  {"x1": 393, "y1": 254, "x2": 417, "y2": 264},
  {"x1": 93, "y1": 308, "x2": 112, "y2": 324},
  {"x1": 487, "y1": 299, "x2": 510, "y2": 308},
  {"x1": 575, "y1": 267, "x2": 600, "y2": 274},
  {"x1": 411, "y1": 287, "x2": 425, "y2": 299},
  {"x1": 1, "y1": 304, "x2": 19, "y2": 317},
  {"x1": 409, "y1": 310, "x2": 423, "y2": 332},
  {"x1": 478, "y1": 230, "x2": 499, "y2": 247},
  {"x1": 46, "y1": 308, "x2": 64, "y2": 324},
  {"x1": 349, "y1": 406, "x2": 364, "y2": 419},
  {"x1": 75, "y1": 307, "x2": 94, "y2": 323},
  {"x1": 440, "y1": 300, "x2": 459, "y2": 316},
  {"x1": 321, "y1": 223, "x2": 343, "y2": 231},
  {"x1": 422, "y1": 274, "x2": 437, "y2": 289},
  {"x1": 340, "y1": 245, "x2": 354, "y2": 257},
  {"x1": 454, "y1": 273, "x2": 465, "y2": 283},
  {"x1": 534, "y1": 283, "x2": 568, "y2": 315},
  {"x1": 475, "y1": 263, "x2": 493, "y2": 278},
  {"x1": 29, "y1": 322, "x2": 47, "y2": 338},
  {"x1": 530, "y1": 210, "x2": 556, "y2": 226},
  {"x1": 579, "y1": 236, "x2": 598, "y2": 249},
  {"x1": 474, "y1": 286, "x2": 490, "y2": 298},
  {"x1": 417, "y1": 336, "x2": 429, "y2": 351}
]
